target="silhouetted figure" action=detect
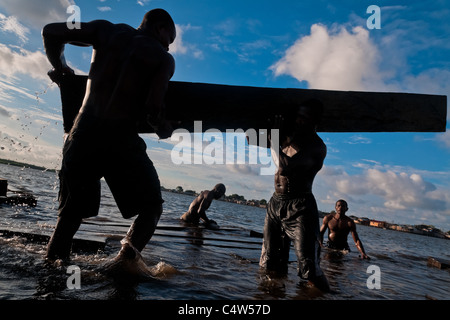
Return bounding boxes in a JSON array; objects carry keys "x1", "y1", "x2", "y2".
[
  {"x1": 180, "y1": 183, "x2": 226, "y2": 228},
  {"x1": 43, "y1": 9, "x2": 176, "y2": 261},
  {"x1": 260, "y1": 99, "x2": 330, "y2": 292}
]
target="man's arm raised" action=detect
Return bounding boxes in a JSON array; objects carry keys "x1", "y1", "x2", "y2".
[{"x1": 42, "y1": 20, "x2": 113, "y2": 84}]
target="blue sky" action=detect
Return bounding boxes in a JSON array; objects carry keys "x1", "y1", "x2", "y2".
[{"x1": 0, "y1": 0, "x2": 449, "y2": 231}]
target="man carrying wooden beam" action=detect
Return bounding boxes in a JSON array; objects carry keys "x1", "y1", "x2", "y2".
[
  {"x1": 259, "y1": 99, "x2": 330, "y2": 292},
  {"x1": 42, "y1": 9, "x2": 176, "y2": 263}
]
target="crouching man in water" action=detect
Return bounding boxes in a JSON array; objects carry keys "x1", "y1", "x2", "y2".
[
  {"x1": 42, "y1": 9, "x2": 176, "y2": 263},
  {"x1": 259, "y1": 99, "x2": 330, "y2": 292},
  {"x1": 180, "y1": 184, "x2": 226, "y2": 229},
  {"x1": 320, "y1": 199, "x2": 370, "y2": 259}
]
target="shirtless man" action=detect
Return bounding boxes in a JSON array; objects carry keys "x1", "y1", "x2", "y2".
[
  {"x1": 320, "y1": 199, "x2": 369, "y2": 259},
  {"x1": 180, "y1": 184, "x2": 226, "y2": 227},
  {"x1": 43, "y1": 9, "x2": 176, "y2": 261},
  {"x1": 259, "y1": 99, "x2": 330, "y2": 292}
]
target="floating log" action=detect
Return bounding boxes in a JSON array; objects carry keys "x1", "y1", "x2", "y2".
[
  {"x1": 59, "y1": 74, "x2": 447, "y2": 141},
  {"x1": 0, "y1": 228, "x2": 105, "y2": 254},
  {"x1": 0, "y1": 179, "x2": 37, "y2": 207},
  {"x1": 427, "y1": 257, "x2": 450, "y2": 270},
  {"x1": 0, "y1": 179, "x2": 6, "y2": 197}
]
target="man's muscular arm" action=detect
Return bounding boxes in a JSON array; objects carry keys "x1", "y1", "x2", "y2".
[
  {"x1": 42, "y1": 20, "x2": 112, "y2": 84},
  {"x1": 145, "y1": 52, "x2": 175, "y2": 139},
  {"x1": 319, "y1": 215, "x2": 331, "y2": 246},
  {"x1": 350, "y1": 222, "x2": 369, "y2": 259}
]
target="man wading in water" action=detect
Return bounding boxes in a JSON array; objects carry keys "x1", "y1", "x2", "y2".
[
  {"x1": 320, "y1": 199, "x2": 369, "y2": 259},
  {"x1": 180, "y1": 183, "x2": 226, "y2": 228},
  {"x1": 43, "y1": 9, "x2": 176, "y2": 265},
  {"x1": 259, "y1": 99, "x2": 330, "y2": 292}
]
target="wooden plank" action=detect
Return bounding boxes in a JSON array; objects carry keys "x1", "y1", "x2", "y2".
[
  {"x1": 427, "y1": 256, "x2": 450, "y2": 270},
  {"x1": 0, "y1": 179, "x2": 7, "y2": 197},
  {"x1": 0, "y1": 227, "x2": 106, "y2": 253},
  {"x1": 59, "y1": 74, "x2": 447, "y2": 135}
]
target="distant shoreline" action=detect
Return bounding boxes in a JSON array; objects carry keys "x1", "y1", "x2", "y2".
[
  {"x1": 0, "y1": 158, "x2": 55, "y2": 172},
  {"x1": 163, "y1": 187, "x2": 450, "y2": 239},
  {"x1": 1, "y1": 159, "x2": 448, "y2": 237}
]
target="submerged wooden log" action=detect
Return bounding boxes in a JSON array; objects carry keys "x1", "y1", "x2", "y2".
[
  {"x1": 59, "y1": 74, "x2": 447, "y2": 137},
  {"x1": 0, "y1": 228, "x2": 105, "y2": 253},
  {"x1": 0, "y1": 179, "x2": 7, "y2": 197},
  {"x1": 0, "y1": 179, "x2": 37, "y2": 207},
  {"x1": 427, "y1": 257, "x2": 450, "y2": 270}
]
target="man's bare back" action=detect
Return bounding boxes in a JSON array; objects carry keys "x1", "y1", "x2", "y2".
[
  {"x1": 180, "y1": 184, "x2": 226, "y2": 225},
  {"x1": 44, "y1": 18, "x2": 175, "y2": 136}
]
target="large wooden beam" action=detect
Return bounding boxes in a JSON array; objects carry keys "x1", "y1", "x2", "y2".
[{"x1": 59, "y1": 74, "x2": 446, "y2": 135}]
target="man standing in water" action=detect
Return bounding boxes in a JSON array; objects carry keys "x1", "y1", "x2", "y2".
[
  {"x1": 259, "y1": 99, "x2": 330, "y2": 292},
  {"x1": 180, "y1": 183, "x2": 226, "y2": 228},
  {"x1": 320, "y1": 199, "x2": 370, "y2": 259},
  {"x1": 43, "y1": 9, "x2": 176, "y2": 262}
]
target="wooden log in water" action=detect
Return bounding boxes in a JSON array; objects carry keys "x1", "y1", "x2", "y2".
[
  {"x1": 427, "y1": 257, "x2": 450, "y2": 270},
  {"x1": 0, "y1": 179, "x2": 7, "y2": 197},
  {"x1": 0, "y1": 228, "x2": 105, "y2": 253},
  {"x1": 0, "y1": 179, "x2": 37, "y2": 207}
]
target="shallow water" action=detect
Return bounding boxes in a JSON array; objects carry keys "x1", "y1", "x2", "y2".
[{"x1": 0, "y1": 163, "x2": 449, "y2": 300}]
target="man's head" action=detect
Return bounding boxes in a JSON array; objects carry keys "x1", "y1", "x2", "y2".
[
  {"x1": 138, "y1": 8, "x2": 176, "y2": 50},
  {"x1": 213, "y1": 183, "x2": 226, "y2": 199},
  {"x1": 335, "y1": 199, "x2": 349, "y2": 215}
]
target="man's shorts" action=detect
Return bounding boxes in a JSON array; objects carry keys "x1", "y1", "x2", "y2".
[
  {"x1": 58, "y1": 124, "x2": 163, "y2": 220},
  {"x1": 326, "y1": 239, "x2": 350, "y2": 251}
]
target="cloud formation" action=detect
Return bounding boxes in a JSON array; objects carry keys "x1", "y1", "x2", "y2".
[
  {"x1": 0, "y1": 0, "x2": 74, "y2": 29},
  {"x1": 170, "y1": 24, "x2": 203, "y2": 59},
  {"x1": 271, "y1": 24, "x2": 383, "y2": 91},
  {"x1": 0, "y1": 44, "x2": 50, "y2": 81},
  {"x1": 319, "y1": 164, "x2": 448, "y2": 216},
  {"x1": 0, "y1": 13, "x2": 29, "y2": 42}
]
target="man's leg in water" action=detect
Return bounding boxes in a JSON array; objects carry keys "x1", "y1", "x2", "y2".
[
  {"x1": 47, "y1": 145, "x2": 100, "y2": 261},
  {"x1": 46, "y1": 215, "x2": 82, "y2": 261},
  {"x1": 288, "y1": 197, "x2": 330, "y2": 292},
  {"x1": 105, "y1": 135, "x2": 164, "y2": 255},
  {"x1": 125, "y1": 203, "x2": 163, "y2": 252},
  {"x1": 260, "y1": 196, "x2": 290, "y2": 274}
]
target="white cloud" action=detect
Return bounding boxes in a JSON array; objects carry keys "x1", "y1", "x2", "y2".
[
  {"x1": 271, "y1": 21, "x2": 450, "y2": 97},
  {"x1": 97, "y1": 6, "x2": 111, "y2": 12},
  {"x1": 271, "y1": 24, "x2": 384, "y2": 91},
  {"x1": 0, "y1": 77, "x2": 37, "y2": 102},
  {"x1": 0, "y1": 13, "x2": 29, "y2": 42},
  {"x1": 170, "y1": 24, "x2": 187, "y2": 55},
  {"x1": 0, "y1": 44, "x2": 50, "y2": 80},
  {"x1": 347, "y1": 135, "x2": 372, "y2": 145},
  {"x1": 137, "y1": 0, "x2": 151, "y2": 7},
  {"x1": 169, "y1": 24, "x2": 203, "y2": 59},
  {"x1": 0, "y1": 0, "x2": 74, "y2": 29},
  {"x1": 318, "y1": 163, "x2": 449, "y2": 223},
  {"x1": 215, "y1": 18, "x2": 238, "y2": 37},
  {"x1": 435, "y1": 130, "x2": 450, "y2": 149}
]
